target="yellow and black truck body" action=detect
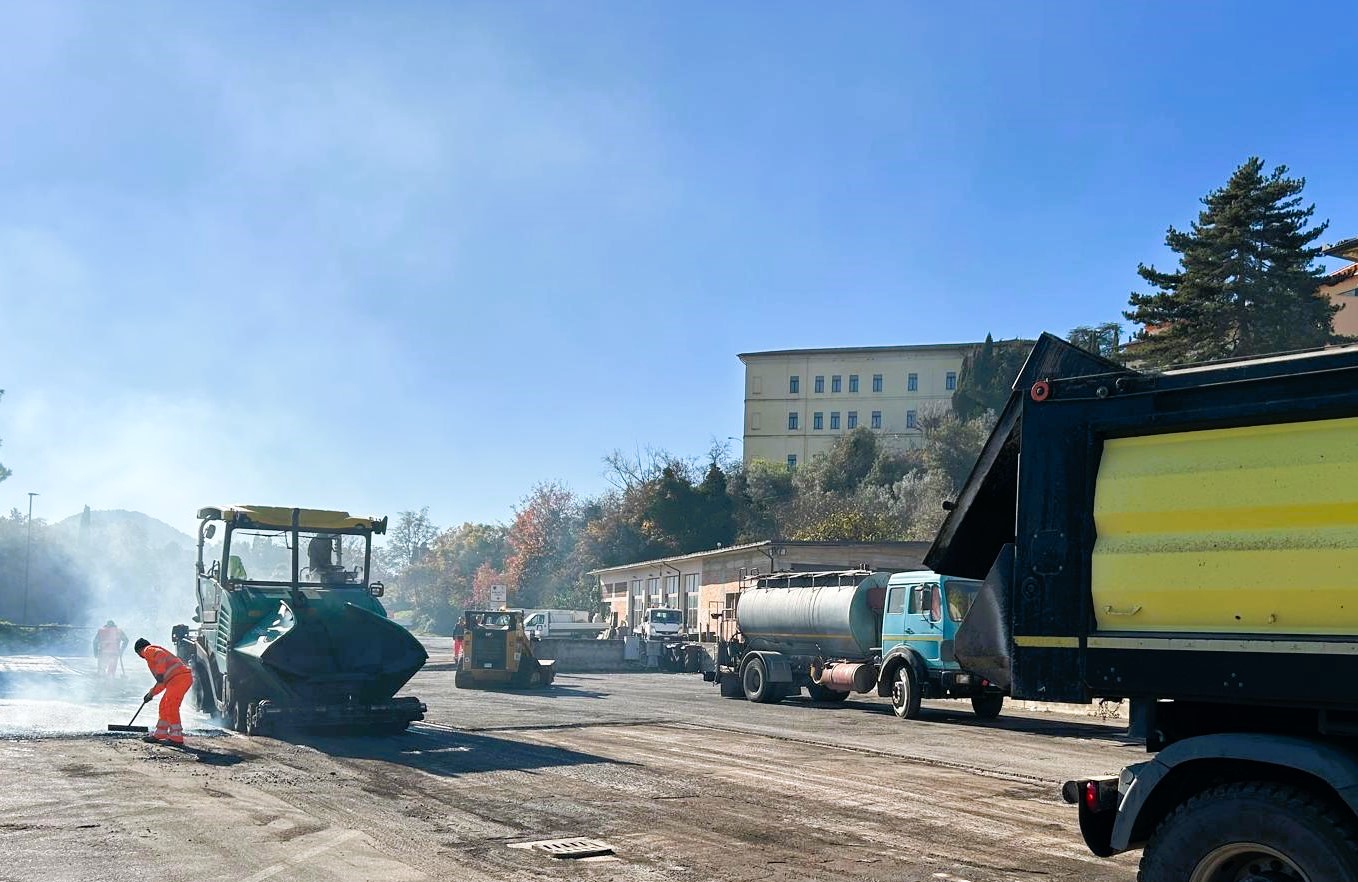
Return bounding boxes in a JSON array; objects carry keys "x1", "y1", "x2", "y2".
[{"x1": 928, "y1": 334, "x2": 1358, "y2": 879}]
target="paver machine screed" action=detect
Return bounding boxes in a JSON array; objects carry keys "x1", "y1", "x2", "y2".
[{"x1": 178, "y1": 506, "x2": 428, "y2": 735}]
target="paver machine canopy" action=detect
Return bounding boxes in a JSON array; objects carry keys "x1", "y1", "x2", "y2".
[{"x1": 182, "y1": 505, "x2": 427, "y2": 734}]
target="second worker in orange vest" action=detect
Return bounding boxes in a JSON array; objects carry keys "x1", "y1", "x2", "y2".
[{"x1": 134, "y1": 638, "x2": 192, "y2": 745}]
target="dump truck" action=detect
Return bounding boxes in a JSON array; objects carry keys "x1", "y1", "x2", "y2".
[
  {"x1": 453, "y1": 609, "x2": 556, "y2": 689},
  {"x1": 710, "y1": 569, "x2": 1004, "y2": 717},
  {"x1": 927, "y1": 334, "x2": 1358, "y2": 880},
  {"x1": 177, "y1": 506, "x2": 427, "y2": 735}
]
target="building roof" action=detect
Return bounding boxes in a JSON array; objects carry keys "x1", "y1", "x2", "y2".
[
  {"x1": 587, "y1": 539, "x2": 929, "y2": 576},
  {"x1": 1321, "y1": 262, "x2": 1358, "y2": 288},
  {"x1": 1323, "y1": 237, "x2": 1358, "y2": 263},
  {"x1": 737, "y1": 342, "x2": 980, "y2": 361}
]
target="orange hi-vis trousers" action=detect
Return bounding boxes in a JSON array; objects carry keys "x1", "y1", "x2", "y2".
[{"x1": 153, "y1": 671, "x2": 192, "y2": 744}]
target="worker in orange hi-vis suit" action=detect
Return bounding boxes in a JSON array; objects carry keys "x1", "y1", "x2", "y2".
[
  {"x1": 92, "y1": 620, "x2": 128, "y2": 678},
  {"x1": 133, "y1": 638, "x2": 193, "y2": 745}
]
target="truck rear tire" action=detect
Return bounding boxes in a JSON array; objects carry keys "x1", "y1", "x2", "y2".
[
  {"x1": 890, "y1": 665, "x2": 922, "y2": 720},
  {"x1": 1138, "y1": 781, "x2": 1358, "y2": 882},
  {"x1": 742, "y1": 657, "x2": 779, "y2": 704},
  {"x1": 807, "y1": 682, "x2": 850, "y2": 703},
  {"x1": 971, "y1": 693, "x2": 1004, "y2": 719}
]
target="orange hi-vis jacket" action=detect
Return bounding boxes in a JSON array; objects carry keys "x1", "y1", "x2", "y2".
[
  {"x1": 142, "y1": 645, "x2": 190, "y2": 696},
  {"x1": 95, "y1": 626, "x2": 125, "y2": 654}
]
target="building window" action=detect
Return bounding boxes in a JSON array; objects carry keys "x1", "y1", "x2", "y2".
[
  {"x1": 813, "y1": 412, "x2": 824, "y2": 430},
  {"x1": 847, "y1": 411, "x2": 858, "y2": 429},
  {"x1": 632, "y1": 579, "x2": 644, "y2": 612},
  {"x1": 907, "y1": 373, "x2": 918, "y2": 392},
  {"x1": 831, "y1": 375, "x2": 842, "y2": 393},
  {"x1": 684, "y1": 573, "x2": 700, "y2": 630},
  {"x1": 871, "y1": 410, "x2": 882, "y2": 429},
  {"x1": 849, "y1": 374, "x2": 859, "y2": 393},
  {"x1": 787, "y1": 454, "x2": 797, "y2": 469},
  {"x1": 830, "y1": 412, "x2": 840, "y2": 430},
  {"x1": 872, "y1": 374, "x2": 883, "y2": 393},
  {"x1": 814, "y1": 375, "x2": 824, "y2": 394},
  {"x1": 789, "y1": 375, "x2": 799, "y2": 394},
  {"x1": 946, "y1": 371, "x2": 957, "y2": 391},
  {"x1": 788, "y1": 412, "x2": 799, "y2": 430},
  {"x1": 750, "y1": 411, "x2": 761, "y2": 431},
  {"x1": 663, "y1": 575, "x2": 679, "y2": 605},
  {"x1": 907, "y1": 409, "x2": 918, "y2": 429},
  {"x1": 647, "y1": 577, "x2": 660, "y2": 603}
]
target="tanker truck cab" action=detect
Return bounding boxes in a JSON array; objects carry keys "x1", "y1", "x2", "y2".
[{"x1": 879, "y1": 570, "x2": 1004, "y2": 720}]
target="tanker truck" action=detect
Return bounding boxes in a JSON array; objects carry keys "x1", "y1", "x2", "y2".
[
  {"x1": 712, "y1": 569, "x2": 1005, "y2": 718},
  {"x1": 926, "y1": 333, "x2": 1358, "y2": 879},
  {"x1": 177, "y1": 505, "x2": 428, "y2": 735}
]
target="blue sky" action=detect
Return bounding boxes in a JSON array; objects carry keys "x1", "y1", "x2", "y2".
[{"x1": 2, "y1": 1, "x2": 1355, "y2": 535}]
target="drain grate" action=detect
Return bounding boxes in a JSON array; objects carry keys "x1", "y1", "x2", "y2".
[{"x1": 515, "y1": 837, "x2": 615, "y2": 859}]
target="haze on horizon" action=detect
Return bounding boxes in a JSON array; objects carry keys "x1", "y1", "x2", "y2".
[{"x1": 3, "y1": 1, "x2": 1356, "y2": 535}]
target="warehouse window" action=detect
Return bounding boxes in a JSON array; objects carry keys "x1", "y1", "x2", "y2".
[
  {"x1": 647, "y1": 577, "x2": 660, "y2": 604},
  {"x1": 684, "y1": 573, "x2": 700, "y2": 630},
  {"x1": 831, "y1": 375, "x2": 842, "y2": 393},
  {"x1": 789, "y1": 375, "x2": 799, "y2": 394},
  {"x1": 814, "y1": 375, "x2": 824, "y2": 394},
  {"x1": 786, "y1": 454, "x2": 797, "y2": 469},
  {"x1": 849, "y1": 374, "x2": 859, "y2": 393},
  {"x1": 946, "y1": 371, "x2": 957, "y2": 391},
  {"x1": 788, "y1": 412, "x2": 799, "y2": 430},
  {"x1": 871, "y1": 410, "x2": 882, "y2": 429},
  {"x1": 663, "y1": 575, "x2": 679, "y2": 605},
  {"x1": 847, "y1": 411, "x2": 858, "y2": 429},
  {"x1": 907, "y1": 410, "x2": 917, "y2": 429},
  {"x1": 907, "y1": 373, "x2": 918, "y2": 392},
  {"x1": 813, "y1": 412, "x2": 823, "y2": 430},
  {"x1": 830, "y1": 412, "x2": 840, "y2": 430},
  {"x1": 872, "y1": 374, "x2": 883, "y2": 393}
]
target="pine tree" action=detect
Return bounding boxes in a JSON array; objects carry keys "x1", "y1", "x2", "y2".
[{"x1": 1126, "y1": 157, "x2": 1341, "y2": 366}]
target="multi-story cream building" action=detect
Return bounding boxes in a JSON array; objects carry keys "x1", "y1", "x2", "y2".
[
  {"x1": 738, "y1": 343, "x2": 979, "y2": 467},
  {"x1": 1321, "y1": 237, "x2": 1358, "y2": 338}
]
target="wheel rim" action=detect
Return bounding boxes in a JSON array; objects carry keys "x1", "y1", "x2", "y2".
[
  {"x1": 1190, "y1": 843, "x2": 1308, "y2": 882},
  {"x1": 745, "y1": 665, "x2": 763, "y2": 696},
  {"x1": 891, "y1": 669, "x2": 910, "y2": 712}
]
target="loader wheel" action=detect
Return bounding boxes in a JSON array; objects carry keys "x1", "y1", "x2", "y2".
[
  {"x1": 971, "y1": 693, "x2": 1005, "y2": 720},
  {"x1": 1138, "y1": 782, "x2": 1358, "y2": 882},
  {"x1": 890, "y1": 665, "x2": 922, "y2": 720}
]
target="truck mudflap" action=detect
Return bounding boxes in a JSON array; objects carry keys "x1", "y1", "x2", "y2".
[
  {"x1": 251, "y1": 695, "x2": 426, "y2": 733},
  {"x1": 1061, "y1": 776, "x2": 1121, "y2": 857}
]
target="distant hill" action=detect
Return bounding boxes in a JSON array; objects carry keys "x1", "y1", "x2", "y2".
[{"x1": 52, "y1": 509, "x2": 195, "y2": 552}]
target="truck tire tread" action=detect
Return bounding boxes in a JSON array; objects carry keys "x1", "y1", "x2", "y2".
[{"x1": 1137, "y1": 780, "x2": 1358, "y2": 882}]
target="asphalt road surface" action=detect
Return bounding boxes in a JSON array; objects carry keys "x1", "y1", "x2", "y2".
[{"x1": 0, "y1": 641, "x2": 1141, "y2": 881}]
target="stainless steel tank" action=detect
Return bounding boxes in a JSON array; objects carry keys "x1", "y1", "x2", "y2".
[{"x1": 736, "y1": 573, "x2": 889, "y2": 659}]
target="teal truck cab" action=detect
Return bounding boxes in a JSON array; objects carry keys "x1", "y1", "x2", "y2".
[
  {"x1": 712, "y1": 569, "x2": 1005, "y2": 719},
  {"x1": 880, "y1": 570, "x2": 1004, "y2": 719}
]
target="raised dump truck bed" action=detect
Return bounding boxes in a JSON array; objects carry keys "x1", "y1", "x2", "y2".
[{"x1": 927, "y1": 335, "x2": 1358, "y2": 876}]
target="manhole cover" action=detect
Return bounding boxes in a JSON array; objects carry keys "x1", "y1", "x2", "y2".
[{"x1": 515, "y1": 837, "x2": 615, "y2": 859}]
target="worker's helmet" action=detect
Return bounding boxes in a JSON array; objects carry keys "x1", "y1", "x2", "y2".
[
  {"x1": 105, "y1": 620, "x2": 115, "y2": 627},
  {"x1": 133, "y1": 638, "x2": 150, "y2": 655}
]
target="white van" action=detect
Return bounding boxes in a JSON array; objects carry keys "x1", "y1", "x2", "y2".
[{"x1": 636, "y1": 607, "x2": 684, "y2": 641}]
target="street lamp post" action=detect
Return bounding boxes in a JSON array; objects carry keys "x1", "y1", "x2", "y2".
[{"x1": 23, "y1": 492, "x2": 37, "y2": 626}]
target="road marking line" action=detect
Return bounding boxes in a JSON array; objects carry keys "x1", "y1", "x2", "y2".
[{"x1": 238, "y1": 828, "x2": 363, "y2": 881}]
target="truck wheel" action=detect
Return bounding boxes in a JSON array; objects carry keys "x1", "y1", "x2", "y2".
[
  {"x1": 1139, "y1": 781, "x2": 1358, "y2": 882},
  {"x1": 742, "y1": 657, "x2": 777, "y2": 703},
  {"x1": 971, "y1": 693, "x2": 1004, "y2": 719},
  {"x1": 807, "y1": 683, "x2": 849, "y2": 703},
  {"x1": 890, "y1": 665, "x2": 922, "y2": 720},
  {"x1": 454, "y1": 669, "x2": 470, "y2": 689}
]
